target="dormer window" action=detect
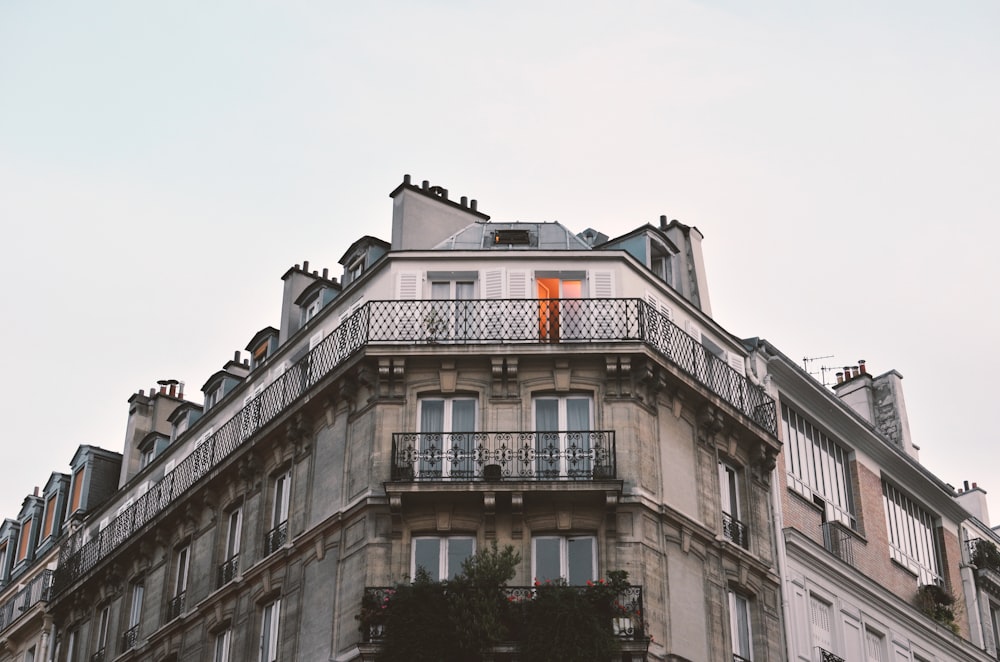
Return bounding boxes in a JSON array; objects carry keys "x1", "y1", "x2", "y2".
[
  {"x1": 649, "y1": 239, "x2": 676, "y2": 287},
  {"x1": 205, "y1": 385, "x2": 223, "y2": 410},
  {"x1": 348, "y1": 256, "x2": 365, "y2": 282},
  {"x1": 302, "y1": 295, "x2": 322, "y2": 323}
]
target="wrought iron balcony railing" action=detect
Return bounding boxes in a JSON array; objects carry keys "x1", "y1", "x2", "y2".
[
  {"x1": 55, "y1": 298, "x2": 775, "y2": 596},
  {"x1": 167, "y1": 591, "x2": 185, "y2": 620},
  {"x1": 391, "y1": 431, "x2": 615, "y2": 481},
  {"x1": 264, "y1": 521, "x2": 289, "y2": 556},
  {"x1": 120, "y1": 624, "x2": 139, "y2": 652},
  {"x1": 361, "y1": 584, "x2": 644, "y2": 643},
  {"x1": 0, "y1": 569, "x2": 52, "y2": 632},
  {"x1": 819, "y1": 648, "x2": 845, "y2": 662},
  {"x1": 722, "y1": 512, "x2": 748, "y2": 549},
  {"x1": 822, "y1": 522, "x2": 856, "y2": 568},
  {"x1": 90, "y1": 648, "x2": 105, "y2": 662},
  {"x1": 218, "y1": 554, "x2": 240, "y2": 588}
]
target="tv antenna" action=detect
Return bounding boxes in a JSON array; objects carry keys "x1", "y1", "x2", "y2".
[{"x1": 803, "y1": 355, "x2": 835, "y2": 387}]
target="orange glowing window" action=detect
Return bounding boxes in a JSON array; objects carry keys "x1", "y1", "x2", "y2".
[
  {"x1": 70, "y1": 467, "x2": 85, "y2": 513},
  {"x1": 17, "y1": 519, "x2": 32, "y2": 562},
  {"x1": 43, "y1": 494, "x2": 58, "y2": 538}
]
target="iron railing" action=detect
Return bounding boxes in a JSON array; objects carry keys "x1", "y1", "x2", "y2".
[
  {"x1": 90, "y1": 648, "x2": 105, "y2": 662},
  {"x1": 264, "y1": 521, "x2": 289, "y2": 556},
  {"x1": 54, "y1": 298, "x2": 775, "y2": 595},
  {"x1": 0, "y1": 569, "x2": 52, "y2": 632},
  {"x1": 822, "y1": 522, "x2": 856, "y2": 568},
  {"x1": 120, "y1": 624, "x2": 139, "y2": 652},
  {"x1": 819, "y1": 648, "x2": 845, "y2": 662},
  {"x1": 167, "y1": 592, "x2": 185, "y2": 620},
  {"x1": 391, "y1": 431, "x2": 615, "y2": 481},
  {"x1": 218, "y1": 554, "x2": 239, "y2": 588},
  {"x1": 722, "y1": 512, "x2": 748, "y2": 549},
  {"x1": 361, "y1": 584, "x2": 644, "y2": 643}
]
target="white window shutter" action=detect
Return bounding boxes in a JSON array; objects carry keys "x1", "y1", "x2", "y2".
[
  {"x1": 483, "y1": 269, "x2": 505, "y2": 299},
  {"x1": 396, "y1": 272, "x2": 420, "y2": 300},
  {"x1": 591, "y1": 270, "x2": 614, "y2": 298},
  {"x1": 645, "y1": 291, "x2": 673, "y2": 321},
  {"x1": 727, "y1": 352, "x2": 747, "y2": 376},
  {"x1": 507, "y1": 270, "x2": 530, "y2": 298},
  {"x1": 684, "y1": 320, "x2": 702, "y2": 342}
]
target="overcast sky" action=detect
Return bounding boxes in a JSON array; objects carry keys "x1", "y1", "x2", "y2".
[{"x1": 1, "y1": 2, "x2": 998, "y2": 525}]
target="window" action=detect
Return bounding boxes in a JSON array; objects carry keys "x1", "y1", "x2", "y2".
[
  {"x1": 989, "y1": 602, "x2": 1000, "y2": 660},
  {"x1": 810, "y1": 595, "x2": 834, "y2": 657},
  {"x1": 882, "y1": 481, "x2": 941, "y2": 585},
  {"x1": 864, "y1": 627, "x2": 885, "y2": 662},
  {"x1": 16, "y1": 518, "x2": 32, "y2": 563},
  {"x1": 303, "y1": 295, "x2": 322, "y2": 323},
  {"x1": 42, "y1": 494, "x2": 58, "y2": 540},
  {"x1": 214, "y1": 629, "x2": 232, "y2": 662},
  {"x1": 65, "y1": 628, "x2": 78, "y2": 662},
  {"x1": 782, "y1": 404, "x2": 856, "y2": 529},
  {"x1": 537, "y1": 277, "x2": 583, "y2": 342},
  {"x1": 123, "y1": 581, "x2": 143, "y2": 650},
  {"x1": 170, "y1": 546, "x2": 189, "y2": 618},
  {"x1": 220, "y1": 507, "x2": 242, "y2": 586},
  {"x1": 412, "y1": 536, "x2": 475, "y2": 581},
  {"x1": 427, "y1": 278, "x2": 476, "y2": 340},
  {"x1": 24, "y1": 646, "x2": 34, "y2": 662},
  {"x1": 533, "y1": 395, "x2": 593, "y2": 478},
  {"x1": 260, "y1": 600, "x2": 280, "y2": 662},
  {"x1": 720, "y1": 462, "x2": 748, "y2": 548},
  {"x1": 140, "y1": 446, "x2": 155, "y2": 469},
  {"x1": 265, "y1": 474, "x2": 290, "y2": 555},
  {"x1": 70, "y1": 466, "x2": 85, "y2": 514},
  {"x1": 418, "y1": 398, "x2": 476, "y2": 478},
  {"x1": 728, "y1": 590, "x2": 753, "y2": 661},
  {"x1": 95, "y1": 604, "x2": 110, "y2": 657},
  {"x1": 206, "y1": 384, "x2": 223, "y2": 410},
  {"x1": 532, "y1": 535, "x2": 596, "y2": 586}
]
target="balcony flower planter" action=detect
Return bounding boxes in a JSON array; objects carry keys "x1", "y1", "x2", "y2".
[{"x1": 483, "y1": 464, "x2": 502, "y2": 481}]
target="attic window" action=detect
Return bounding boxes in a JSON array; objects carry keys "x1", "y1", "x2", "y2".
[{"x1": 493, "y1": 229, "x2": 531, "y2": 246}]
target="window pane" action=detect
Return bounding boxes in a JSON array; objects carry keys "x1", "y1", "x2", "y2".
[
  {"x1": 414, "y1": 538, "x2": 441, "y2": 581},
  {"x1": 421, "y1": 400, "x2": 445, "y2": 433},
  {"x1": 566, "y1": 398, "x2": 590, "y2": 431},
  {"x1": 534, "y1": 537, "x2": 561, "y2": 582},
  {"x1": 567, "y1": 537, "x2": 594, "y2": 585},
  {"x1": 535, "y1": 399, "x2": 558, "y2": 431},
  {"x1": 447, "y1": 538, "x2": 474, "y2": 579}
]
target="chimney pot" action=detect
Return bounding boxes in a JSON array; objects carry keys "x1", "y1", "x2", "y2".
[
  {"x1": 33, "y1": 486, "x2": 39, "y2": 497},
  {"x1": 178, "y1": 381, "x2": 185, "y2": 399},
  {"x1": 660, "y1": 215, "x2": 667, "y2": 229},
  {"x1": 403, "y1": 174, "x2": 411, "y2": 185},
  {"x1": 303, "y1": 260, "x2": 309, "y2": 272},
  {"x1": 234, "y1": 350, "x2": 241, "y2": 363},
  {"x1": 169, "y1": 383, "x2": 176, "y2": 397},
  {"x1": 461, "y1": 196, "x2": 468, "y2": 207},
  {"x1": 836, "y1": 372, "x2": 844, "y2": 384},
  {"x1": 858, "y1": 359, "x2": 867, "y2": 374},
  {"x1": 965, "y1": 480, "x2": 971, "y2": 491},
  {"x1": 843, "y1": 366, "x2": 852, "y2": 379},
  {"x1": 159, "y1": 384, "x2": 167, "y2": 395},
  {"x1": 322, "y1": 268, "x2": 328, "y2": 279},
  {"x1": 471, "y1": 199, "x2": 478, "y2": 211},
  {"x1": 973, "y1": 482, "x2": 978, "y2": 489},
  {"x1": 422, "y1": 180, "x2": 429, "y2": 190}
]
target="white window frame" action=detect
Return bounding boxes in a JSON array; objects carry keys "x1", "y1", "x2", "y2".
[
  {"x1": 728, "y1": 590, "x2": 753, "y2": 661},
  {"x1": 128, "y1": 581, "x2": 144, "y2": 629},
  {"x1": 272, "y1": 472, "x2": 291, "y2": 529},
  {"x1": 175, "y1": 546, "x2": 190, "y2": 597},
  {"x1": 214, "y1": 628, "x2": 232, "y2": 662},
  {"x1": 260, "y1": 599, "x2": 280, "y2": 662},
  {"x1": 864, "y1": 626, "x2": 885, "y2": 662},
  {"x1": 532, "y1": 394, "x2": 594, "y2": 478},
  {"x1": 881, "y1": 480, "x2": 941, "y2": 585},
  {"x1": 417, "y1": 397, "x2": 478, "y2": 478},
  {"x1": 225, "y1": 508, "x2": 243, "y2": 560},
  {"x1": 411, "y1": 536, "x2": 476, "y2": 582},
  {"x1": 95, "y1": 604, "x2": 110, "y2": 653},
  {"x1": 531, "y1": 535, "x2": 596, "y2": 586}
]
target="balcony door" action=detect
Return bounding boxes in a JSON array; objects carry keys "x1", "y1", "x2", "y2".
[
  {"x1": 534, "y1": 395, "x2": 592, "y2": 478},
  {"x1": 430, "y1": 280, "x2": 475, "y2": 341},
  {"x1": 419, "y1": 398, "x2": 477, "y2": 478},
  {"x1": 537, "y1": 277, "x2": 583, "y2": 342}
]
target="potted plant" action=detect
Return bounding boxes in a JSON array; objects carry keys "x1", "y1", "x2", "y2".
[{"x1": 915, "y1": 584, "x2": 959, "y2": 634}]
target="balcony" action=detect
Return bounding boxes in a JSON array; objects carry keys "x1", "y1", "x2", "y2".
[
  {"x1": 90, "y1": 648, "x2": 105, "y2": 662},
  {"x1": 361, "y1": 583, "x2": 645, "y2": 644},
  {"x1": 819, "y1": 648, "x2": 845, "y2": 662},
  {"x1": 391, "y1": 431, "x2": 615, "y2": 482},
  {"x1": 722, "y1": 512, "x2": 748, "y2": 549},
  {"x1": 264, "y1": 521, "x2": 288, "y2": 556},
  {"x1": 0, "y1": 569, "x2": 52, "y2": 632},
  {"x1": 167, "y1": 591, "x2": 185, "y2": 620},
  {"x1": 54, "y1": 298, "x2": 774, "y2": 596},
  {"x1": 822, "y1": 522, "x2": 856, "y2": 568},
  {"x1": 120, "y1": 624, "x2": 139, "y2": 652},
  {"x1": 218, "y1": 554, "x2": 240, "y2": 588}
]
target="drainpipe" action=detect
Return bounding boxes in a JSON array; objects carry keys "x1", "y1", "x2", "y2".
[
  {"x1": 960, "y1": 530, "x2": 986, "y2": 650},
  {"x1": 771, "y1": 474, "x2": 794, "y2": 662}
]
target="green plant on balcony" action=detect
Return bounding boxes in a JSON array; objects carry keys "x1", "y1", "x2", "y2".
[
  {"x1": 915, "y1": 584, "x2": 959, "y2": 634},
  {"x1": 518, "y1": 571, "x2": 631, "y2": 662},
  {"x1": 972, "y1": 539, "x2": 1000, "y2": 573}
]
